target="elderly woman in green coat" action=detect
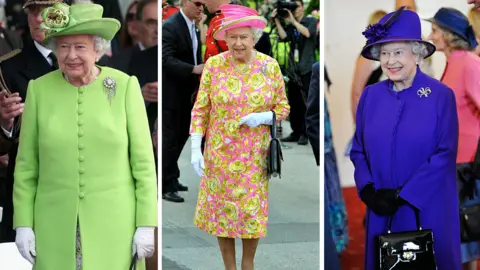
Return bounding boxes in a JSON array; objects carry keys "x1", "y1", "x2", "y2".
[{"x1": 12, "y1": 3, "x2": 158, "y2": 270}]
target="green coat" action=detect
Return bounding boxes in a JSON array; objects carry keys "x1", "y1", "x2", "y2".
[{"x1": 13, "y1": 67, "x2": 158, "y2": 270}]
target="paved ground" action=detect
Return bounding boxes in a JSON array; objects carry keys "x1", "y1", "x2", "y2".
[{"x1": 162, "y1": 122, "x2": 320, "y2": 270}]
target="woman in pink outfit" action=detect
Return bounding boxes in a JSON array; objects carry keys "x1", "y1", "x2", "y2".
[
  {"x1": 189, "y1": 4, "x2": 290, "y2": 270},
  {"x1": 427, "y1": 7, "x2": 480, "y2": 270}
]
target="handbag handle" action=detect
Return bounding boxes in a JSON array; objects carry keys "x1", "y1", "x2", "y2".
[
  {"x1": 270, "y1": 110, "x2": 277, "y2": 139},
  {"x1": 388, "y1": 208, "x2": 422, "y2": 233},
  {"x1": 129, "y1": 254, "x2": 138, "y2": 270}
]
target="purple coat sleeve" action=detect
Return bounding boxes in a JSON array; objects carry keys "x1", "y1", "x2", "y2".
[
  {"x1": 399, "y1": 89, "x2": 459, "y2": 211},
  {"x1": 350, "y1": 86, "x2": 373, "y2": 194}
]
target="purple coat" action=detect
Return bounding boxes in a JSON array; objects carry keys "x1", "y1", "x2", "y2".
[{"x1": 351, "y1": 67, "x2": 461, "y2": 270}]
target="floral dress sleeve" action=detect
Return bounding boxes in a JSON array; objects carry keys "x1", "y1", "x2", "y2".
[
  {"x1": 190, "y1": 58, "x2": 214, "y2": 136},
  {"x1": 270, "y1": 60, "x2": 290, "y2": 121}
]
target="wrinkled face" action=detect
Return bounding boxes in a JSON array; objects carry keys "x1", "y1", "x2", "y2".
[
  {"x1": 27, "y1": 5, "x2": 48, "y2": 43},
  {"x1": 428, "y1": 23, "x2": 447, "y2": 52},
  {"x1": 293, "y1": 1, "x2": 304, "y2": 19},
  {"x1": 138, "y1": 1, "x2": 158, "y2": 48},
  {"x1": 126, "y1": 4, "x2": 138, "y2": 40},
  {"x1": 395, "y1": 0, "x2": 417, "y2": 12},
  {"x1": 379, "y1": 42, "x2": 417, "y2": 83},
  {"x1": 56, "y1": 35, "x2": 98, "y2": 81},
  {"x1": 184, "y1": 0, "x2": 204, "y2": 19},
  {"x1": 225, "y1": 27, "x2": 255, "y2": 61}
]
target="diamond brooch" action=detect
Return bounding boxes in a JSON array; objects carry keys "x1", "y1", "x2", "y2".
[
  {"x1": 417, "y1": 87, "x2": 431, "y2": 98},
  {"x1": 103, "y1": 77, "x2": 116, "y2": 104}
]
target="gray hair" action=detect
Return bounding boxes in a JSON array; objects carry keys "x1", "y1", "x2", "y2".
[
  {"x1": 370, "y1": 41, "x2": 429, "y2": 64},
  {"x1": 46, "y1": 35, "x2": 111, "y2": 61},
  {"x1": 250, "y1": 28, "x2": 264, "y2": 44}
]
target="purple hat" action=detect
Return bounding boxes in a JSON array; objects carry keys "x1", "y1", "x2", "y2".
[{"x1": 361, "y1": 7, "x2": 436, "y2": 61}]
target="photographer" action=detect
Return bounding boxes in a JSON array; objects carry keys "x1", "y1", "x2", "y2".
[{"x1": 272, "y1": 0, "x2": 317, "y2": 145}]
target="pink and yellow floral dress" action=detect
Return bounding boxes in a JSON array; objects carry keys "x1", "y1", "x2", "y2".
[{"x1": 190, "y1": 51, "x2": 290, "y2": 239}]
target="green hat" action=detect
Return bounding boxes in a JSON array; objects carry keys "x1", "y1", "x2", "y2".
[{"x1": 40, "y1": 2, "x2": 121, "y2": 44}]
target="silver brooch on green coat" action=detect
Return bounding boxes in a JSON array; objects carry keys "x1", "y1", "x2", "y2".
[{"x1": 103, "y1": 77, "x2": 116, "y2": 104}]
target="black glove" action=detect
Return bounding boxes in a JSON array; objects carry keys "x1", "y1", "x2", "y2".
[
  {"x1": 359, "y1": 183, "x2": 377, "y2": 211},
  {"x1": 374, "y1": 188, "x2": 405, "y2": 216},
  {"x1": 360, "y1": 184, "x2": 404, "y2": 216}
]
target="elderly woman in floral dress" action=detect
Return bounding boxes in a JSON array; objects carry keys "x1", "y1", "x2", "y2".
[{"x1": 189, "y1": 4, "x2": 290, "y2": 270}]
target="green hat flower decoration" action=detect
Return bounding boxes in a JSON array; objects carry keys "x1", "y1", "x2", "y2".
[{"x1": 40, "y1": 3, "x2": 121, "y2": 44}]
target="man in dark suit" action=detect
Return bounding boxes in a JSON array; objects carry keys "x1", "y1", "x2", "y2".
[
  {"x1": 305, "y1": 62, "x2": 341, "y2": 269},
  {"x1": 162, "y1": 0, "x2": 204, "y2": 203},
  {"x1": 0, "y1": 0, "x2": 71, "y2": 243},
  {"x1": 129, "y1": 44, "x2": 158, "y2": 132},
  {"x1": 109, "y1": 0, "x2": 157, "y2": 73}
]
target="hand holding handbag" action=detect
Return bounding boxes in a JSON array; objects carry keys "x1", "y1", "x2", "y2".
[
  {"x1": 129, "y1": 254, "x2": 138, "y2": 270},
  {"x1": 378, "y1": 209, "x2": 437, "y2": 270},
  {"x1": 267, "y1": 111, "x2": 283, "y2": 179}
]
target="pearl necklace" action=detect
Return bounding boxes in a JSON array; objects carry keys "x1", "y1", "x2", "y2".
[
  {"x1": 63, "y1": 69, "x2": 99, "y2": 87},
  {"x1": 232, "y1": 50, "x2": 256, "y2": 73}
]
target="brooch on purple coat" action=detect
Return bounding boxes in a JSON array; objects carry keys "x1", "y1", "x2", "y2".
[
  {"x1": 103, "y1": 77, "x2": 116, "y2": 104},
  {"x1": 417, "y1": 87, "x2": 431, "y2": 98}
]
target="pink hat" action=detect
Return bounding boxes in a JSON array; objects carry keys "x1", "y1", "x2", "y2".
[{"x1": 213, "y1": 4, "x2": 267, "y2": 41}]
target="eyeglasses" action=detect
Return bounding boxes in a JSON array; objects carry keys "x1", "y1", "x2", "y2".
[
  {"x1": 189, "y1": 0, "x2": 204, "y2": 7},
  {"x1": 126, "y1": 12, "x2": 136, "y2": 21}
]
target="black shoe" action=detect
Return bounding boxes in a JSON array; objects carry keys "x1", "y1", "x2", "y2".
[
  {"x1": 162, "y1": 192, "x2": 185, "y2": 203},
  {"x1": 177, "y1": 183, "x2": 188, "y2": 192},
  {"x1": 281, "y1": 133, "x2": 299, "y2": 142},
  {"x1": 298, "y1": 135, "x2": 308, "y2": 145}
]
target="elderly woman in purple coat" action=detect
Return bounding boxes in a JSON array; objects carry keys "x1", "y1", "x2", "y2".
[{"x1": 351, "y1": 7, "x2": 461, "y2": 270}]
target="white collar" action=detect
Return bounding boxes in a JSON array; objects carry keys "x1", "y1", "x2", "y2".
[
  {"x1": 180, "y1": 9, "x2": 195, "y2": 29},
  {"x1": 138, "y1": 42, "x2": 146, "y2": 51},
  {"x1": 34, "y1": 41, "x2": 52, "y2": 60}
]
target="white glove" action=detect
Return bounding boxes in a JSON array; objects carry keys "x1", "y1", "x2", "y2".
[
  {"x1": 191, "y1": 133, "x2": 205, "y2": 177},
  {"x1": 132, "y1": 227, "x2": 155, "y2": 260},
  {"x1": 15, "y1": 227, "x2": 36, "y2": 265},
  {"x1": 239, "y1": 112, "x2": 273, "y2": 128}
]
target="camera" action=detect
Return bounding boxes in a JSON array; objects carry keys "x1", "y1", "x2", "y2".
[{"x1": 275, "y1": 0, "x2": 298, "y2": 19}]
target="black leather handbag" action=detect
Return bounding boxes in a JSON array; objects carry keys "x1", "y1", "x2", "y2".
[
  {"x1": 129, "y1": 254, "x2": 137, "y2": 270},
  {"x1": 267, "y1": 111, "x2": 283, "y2": 179},
  {"x1": 378, "y1": 210, "x2": 437, "y2": 270}
]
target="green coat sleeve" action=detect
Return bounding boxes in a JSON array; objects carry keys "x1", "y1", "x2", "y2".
[
  {"x1": 13, "y1": 80, "x2": 39, "y2": 228},
  {"x1": 125, "y1": 76, "x2": 158, "y2": 227}
]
